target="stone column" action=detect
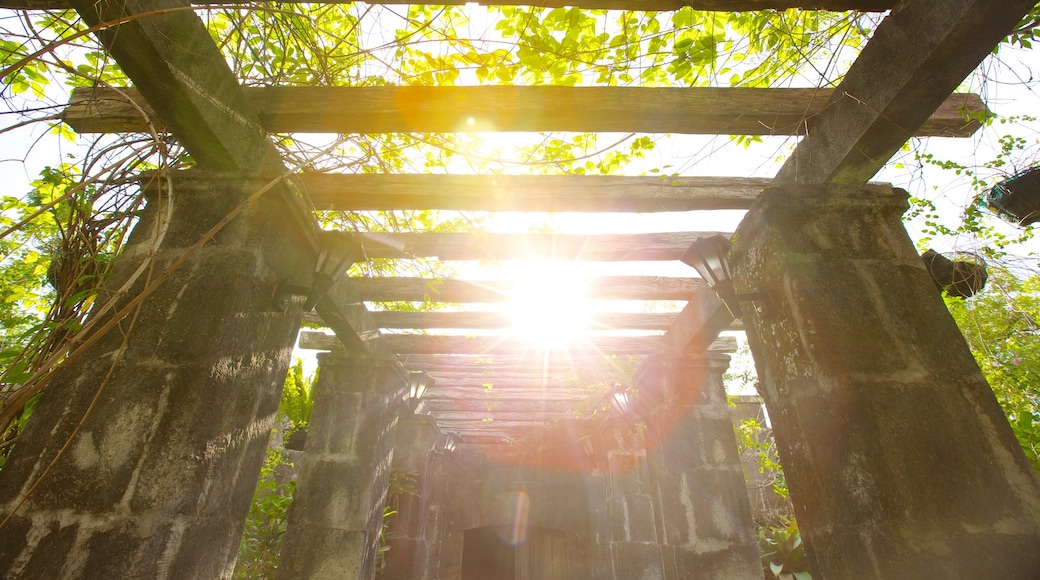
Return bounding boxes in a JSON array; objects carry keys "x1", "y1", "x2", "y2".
[
  {"x1": 415, "y1": 447, "x2": 453, "y2": 580},
  {"x1": 602, "y1": 429, "x2": 665, "y2": 580},
  {"x1": 277, "y1": 351, "x2": 406, "y2": 580},
  {"x1": 640, "y1": 353, "x2": 760, "y2": 579},
  {"x1": 731, "y1": 184, "x2": 1040, "y2": 578},
  {"x1": 380, "y1": 414, "x2": 440, "y2": 580},
  {"x1": 0, "y1": 172, "x2": 311, "y2": 578}
]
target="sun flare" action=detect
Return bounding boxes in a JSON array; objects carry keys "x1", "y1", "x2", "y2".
[{"x1": 504, "y1": 264, "x2": 592, "y2": 346}]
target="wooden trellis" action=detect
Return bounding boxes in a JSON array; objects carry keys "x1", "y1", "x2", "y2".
[{"x1": 44, "y1": 0, "x2": 1008, "y2": 444}]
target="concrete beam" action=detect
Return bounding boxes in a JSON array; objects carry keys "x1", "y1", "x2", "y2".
[
  {"x1": 774, "y1": 0, "x2": 1035, "y2": 185},
  {"x1": 67, "y1": 0, "x2": 277, "y2": 173}
]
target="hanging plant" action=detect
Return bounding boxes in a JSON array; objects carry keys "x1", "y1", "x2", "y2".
[{"x1": 986, "y1": 166, "x2": 1040, "y2": 226}]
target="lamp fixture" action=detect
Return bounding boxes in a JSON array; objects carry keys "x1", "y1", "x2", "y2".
[
  {"x1": 274, "y1": 232, "x2": 363, "y2": 312},
  {"x1": 576, "y1": 434, "x2": 596, "y2": 458},
  {"x1": 680, "y1": 235, "x2": 772, "y2": 318},
  {"x1": 606, "y1": 383, "x2": 634, "y2": 420},
  {"x1": 436, "y1": 432, "x2": 462, "y2": 454},
  {"x1": 407, "y1": 371, "x2": 434, "y2": 412}
]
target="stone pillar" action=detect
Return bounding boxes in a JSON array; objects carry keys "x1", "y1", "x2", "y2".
[
  {"x1": 640, "y1": 353, "x2": 760, "y2": 579},
  {"x1": 380, "y1": 414, "x2": 440, "y2": 580},
  {"x1": 585, "y1": 467, "x2": 614, "y2": 579},
  {"x1": 415, "y1": 448, "x2": 453, "y2": 580},
  {"x1": 277, "y1": 351, "x2": 406, "y2": 580},
  {"x1": 603, "y1": 429, "x2": 665, "y2": 580},
  {"x1": 731, "y1": 184, "x2": 1040, "y2": 578},
  {"x1": 0, "y1": 172, "x2": 310, "y2": 578}
]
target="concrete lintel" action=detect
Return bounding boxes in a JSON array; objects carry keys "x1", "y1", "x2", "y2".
[
  {"x1": 68, "y1": 0, "x2": 279, "y2": 173},
  {"x1": 775, "y1": 0, "x2": 1035, "y2": 185}
]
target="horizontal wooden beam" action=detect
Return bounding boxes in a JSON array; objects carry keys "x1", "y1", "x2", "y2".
[
  {"x1": 401, "y1": 355, "x2": 642, "y2": 377},
  {"x1": 425, "y1": 389, "x2": 591, "y2": 403},
  {"x1": 342, "y1": 231, "x2": 727, "y2": 261},
  {"x1": 399, "y1": 353, "x2": 644, "y2": 369},
  {"x1": 64, "y1": 86, "x2": 985, "y2": 138},
  {"x1": 303, "y1": 174, "x2": 768, "y2": 212},
  {"x1": 362, "y1": 310, "x2": 682, "y2": 331},
  {"x1": 300, "y1": 330, "x2": 735, "y2": 354},
  {"x1": 425, "y1": 410, "x2": 579, "y2": 423},
  {"x1": 424, "y1": 373, "x2": 604, "y2": 385},
  {"x1": 1, "y1": 0, "x2": 896, "y2": 13},
  {"x1": 350, "y1": 276, "x2": 701, "y2": 303},
  {"x1": 774, "y1": 0, "x2": 1029, "y2": 185}
]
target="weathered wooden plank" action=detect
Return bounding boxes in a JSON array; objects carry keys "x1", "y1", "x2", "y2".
[
  {"x1": 422, "y1": 420, "x2": 550, "y2": 438},
  {"x1": 303, "y1": 174, "x2": 768, "y2": 212},
  {"x1": 300, "y1": 329, "x2": 734, "y2": 354},
  {"x1": 399, "y1": 353, "x2": 643, "y2": 370},
  {"x1": 398, "y1": 334, "x2": 662, "y2": 355},
  {"x1": 425, "y1": 390, "x2": 591, "y2": 403},
  {"x1": 0, "y1": 0, "x2": 896, "y2": 13},
  {"x1": 774, "y1": 0, "x2": 1031, "y2": 185},
  {"x1": 342, "y1": 231, "x2": 728, "y2": 261},
  {"x1": 425, "y1": 374, "x2": 602, "y2": 386},
  {"x1": 350, "y1": 276, "x2": 701, "y2": 303},
  {"x1": 363, "y1": 311, "x2": 682, "y2": 331},
  {"x1": 64, "y1": 86, "x2": 985, "y2": 138},
  {"x1": 425, "y1": 410, "x2": 580, "y2": 423}
]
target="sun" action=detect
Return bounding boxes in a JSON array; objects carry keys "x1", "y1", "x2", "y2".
[{"x1": 504, "y1": 262, "x2": 592, "y2": 346}]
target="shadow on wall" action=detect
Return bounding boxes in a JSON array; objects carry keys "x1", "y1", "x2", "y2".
[{"x1": 462, "y1": 525, "x2": 574, "y2": 580}]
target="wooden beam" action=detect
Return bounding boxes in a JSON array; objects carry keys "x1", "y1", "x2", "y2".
[
  {"x1": 400, "y1": 354, "x2": 643, "y2": 375},
  {"x1": 774, "y1": 0, "x2": 1032, "y2": 185},
  {"x1": 425, "y1": 410, "x2": 580, "y2": 423},
  {"x1": 67, "y1": 0, "x2": 276, "y2": 172},
  {"x1": 349, "y1": 276, "x2": 701, "y2": 303},
  {"x1": 399, "y1": 353, "x2": 643, "y2": 368},
  {"x1": 64, "y1": 86, "x2": 986, "y2": 138},
  {"x1": 363, "y1": 310, "x2": 682, "y2": 330},
  {"x1": 304, "y1": 332, "x2": 662, "y2": 354},
  {"x1": 303, "y1": 174, "x2": 768, "y2": 212},
  {"x1": 425, "y1": 391, "x2": 591, "y2": 404},
  {"x1": 1, "y1": 0, "x2": 897, "y2": 13},
  {"x1": 341, "y1": 231, "x2": 727, "y2": 261},
  {"x1": 424, "y1": 372, "x2": 603, "y2": 384},
  {"x1": 300, "y1": 330, "x2": 735, "y2": 354}
]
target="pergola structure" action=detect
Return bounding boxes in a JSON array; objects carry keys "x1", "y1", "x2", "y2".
[{"x1": 0, "y1": 0, "x2": 1038, "y2": 578}]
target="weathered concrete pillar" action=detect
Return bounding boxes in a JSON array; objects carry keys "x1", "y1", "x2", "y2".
[
  {"x1": 415, "y1": 447, "x2": 453, "y2": 580},
  {"x1": 277, "y1": 351, "x2": 406, "y2": 580},
  {"x1": 640, "y1": 353, "x2": 760, "y2": 579},
  {"x1": 732, "y1": 184, "x2": 1040, "y2": 578},
  {"x1": 0, "y1": 172, "x2": 310, "y2": 578},
  {"x1": 585, "y1": 467, "x2": 614, "y2": 579},
  {"x1": 603, "y1": 430, "x2": 665, "y2": 579},
  {"x1": 380, "y1": 414, "x2": 440, "y2": 580}
]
